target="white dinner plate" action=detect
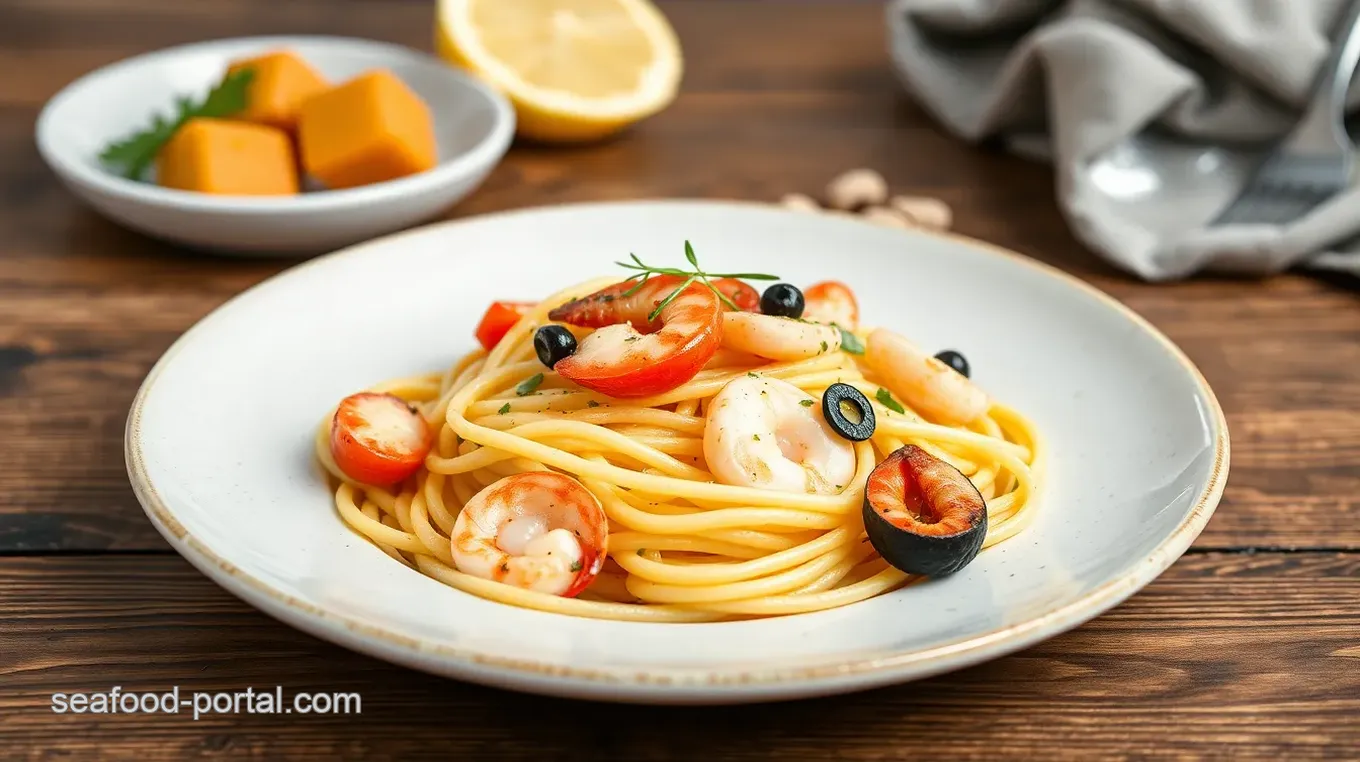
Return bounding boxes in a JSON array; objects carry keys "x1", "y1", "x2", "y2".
[{"x1": 126, "y1": 200, "x2": 1229, "y2": 704}]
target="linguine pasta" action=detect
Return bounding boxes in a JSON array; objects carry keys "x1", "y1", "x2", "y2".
[{"x1": 315, "y1": 276, "x2": 1042, "y2": 622}]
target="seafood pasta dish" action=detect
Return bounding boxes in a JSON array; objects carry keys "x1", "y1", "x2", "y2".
[{"x1": 315, "y1": 243, "x2": 1042, "y2": 622}]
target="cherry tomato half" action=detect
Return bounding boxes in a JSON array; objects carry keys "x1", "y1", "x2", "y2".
[{"x1": 711, "y1": 278, "x2": 760, "y2": 311}]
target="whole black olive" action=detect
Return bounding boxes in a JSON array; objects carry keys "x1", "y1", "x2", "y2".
[
  {"x1": 534, "y1": 325, "x2": 577, "y2": 368},
  {"x1": 759, "y1": 283, "x2": 805, "y2": 319},
  {"x1": 820, "y1": 383, "x2": 876, "y2": 441},
  {"x1": 933, "y1": 350, "x2": 969, "y2": 378}
]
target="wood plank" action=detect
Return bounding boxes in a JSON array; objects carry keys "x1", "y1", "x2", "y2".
[{"x1": 1, "y1": 553, "x2": 1356, "y2": 760}]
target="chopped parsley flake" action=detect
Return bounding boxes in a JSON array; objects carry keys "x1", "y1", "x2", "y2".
[
  {"x1": 747, "y1": 372, "x2": 759, "y2": 379},
  {"x1": 753, "y1": 434, "x2": 760, "y2": 441},
  {"x1": 570, "y1": 559, "x2": 583, "y2": 572},
  {"x1": 497, "y1": 403, "x2": 511, "y2": 415},
  {"x1": 516, "y1": 373, "x2": 544, "y2": 396},
  {"x1": 838, "y1": 326, "x2": 865, "y2": 354},
  {"x1": 876, "y1": 388, "x2": 905, "y2": 414},
  {"x1": 587, "y1": 400, "x2": 601, "y2": 408},
  {"x1": 799, "y1": 399, "x2": 815, "y2": 407},
  {"x1": 637, "y1": 548, "x2": 646, "y2": 556},
  {"x1": 820, "y1": 340, "x2": 828, "y2": 352}
]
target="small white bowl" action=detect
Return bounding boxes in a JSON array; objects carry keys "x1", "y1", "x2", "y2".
[{"x1": 36, "y1": 36, "x2": 515, "y2": 255}]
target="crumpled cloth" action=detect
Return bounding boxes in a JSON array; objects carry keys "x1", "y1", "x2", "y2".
[{"x1": 887, "y1": 0, "x2": 1360, "y2": 280}]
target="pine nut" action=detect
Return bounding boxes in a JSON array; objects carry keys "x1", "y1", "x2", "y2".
[
  {"x1": 860, "y1": 206, "x2": 914, "y2": 229},
  {"x1": 890, "y1": 196, "x2": 953, "y2": 230},
  {"x1": 780, "y1": 193, "x2": 821, "y2": 212},
  {"x1": 826, "y1": 168, "x2": 888, "y2": 210}
]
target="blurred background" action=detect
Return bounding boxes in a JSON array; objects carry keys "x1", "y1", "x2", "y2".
[{"x1": 16, "y1": 0, "x2": 1070, "y2": 265}]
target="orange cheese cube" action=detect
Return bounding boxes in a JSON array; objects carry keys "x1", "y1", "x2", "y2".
[
  {"x1": 228, "y1": 51, "x2": 329, "y2": 131},
  {"x1": 157, "y1": 118, "x2": 299, "y2": 196},
  {"x1": 296, "y1": 70, "x2": 437, "y2": 190}
]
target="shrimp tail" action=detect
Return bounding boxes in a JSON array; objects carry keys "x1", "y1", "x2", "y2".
[
  {"x1": 548, "y1": 276, "x2": 683, "y2": 331},
  {"x1": 547, "y1": 282, "x2": 631, "y2": 327}
]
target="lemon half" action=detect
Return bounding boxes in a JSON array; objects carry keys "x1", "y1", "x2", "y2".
[{"x1": 436, "y1": 0, "x2": 683, "y2": 142}]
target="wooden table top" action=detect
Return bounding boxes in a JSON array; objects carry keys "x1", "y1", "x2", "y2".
[{"x1": 4, "y1": 0, "x2": 1359, "y2": 758}]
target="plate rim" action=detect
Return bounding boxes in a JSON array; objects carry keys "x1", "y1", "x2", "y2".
[{"x1": 124, "y1": 199, "x2": 1230, "y2": 698}]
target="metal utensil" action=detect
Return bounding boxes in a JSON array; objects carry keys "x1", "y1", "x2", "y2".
[{"x1": 1214, "y1": 0, "x2": 1360, "y2": 226}]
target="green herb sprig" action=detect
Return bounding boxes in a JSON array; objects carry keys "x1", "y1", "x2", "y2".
[
  {"x1": 617, "y1": 241, "x2": 779, "y2": 322},
  {"x1": 98, "y1": 68, "x2": 255, "y2": 181}
]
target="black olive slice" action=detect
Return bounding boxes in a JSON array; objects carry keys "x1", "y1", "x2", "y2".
[
  {"x1": 862, "y1": 444, "x2": 987, "y2": 576},
  {"x1": 821, "y1": 383, "x2": 876, "y2": 441},
  {"x1": 534, "y1": 325, "x2": 578, "y2": 368}
]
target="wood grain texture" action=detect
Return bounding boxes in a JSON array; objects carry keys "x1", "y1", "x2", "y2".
[
  {"x1": 2, "y1": 553, "x2": 1358, "y2": 760},
  {"x1": 1, "y1": 0, "x2": 1359, "y2": 759}
]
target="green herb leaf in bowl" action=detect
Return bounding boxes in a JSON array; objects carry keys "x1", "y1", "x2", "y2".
[{"x1": 98, "y1": 68, "x2": 255, "y2": 181}]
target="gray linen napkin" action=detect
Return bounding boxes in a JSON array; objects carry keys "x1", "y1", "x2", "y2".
[{"x1": 887, "y1": 0, "x2": 1360, "y2": 280}]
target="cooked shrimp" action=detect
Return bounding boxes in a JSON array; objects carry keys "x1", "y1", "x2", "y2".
[
  {"x1": 450, "y1": 472, "x2": 608, "y2": 597},
  {"x1": 721, "y1": 312, "x2": 842, "y2": 361},
  {"x1": 548, "y1": 275, "x2": 722, "y2": 398},
  {"x1": 864, "y1": 328, "x2": 988, "y2": 425},
  {"x1": 703, "y1": 376, "x2": 856, "y2": 494}
]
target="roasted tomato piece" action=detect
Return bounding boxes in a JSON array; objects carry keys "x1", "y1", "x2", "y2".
[
  {"x1": 803, "y1": 281, "x2": 859, "y2": 329},
  {"x1": 711, "y1": 278, "x2": 760, "y2": 311},
  {"x1": 475, "y1": 301, "x2": 534, "y2": 351},
  {"x1": 863, "y1": 444, "x2": 987, "y2": 577}
]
